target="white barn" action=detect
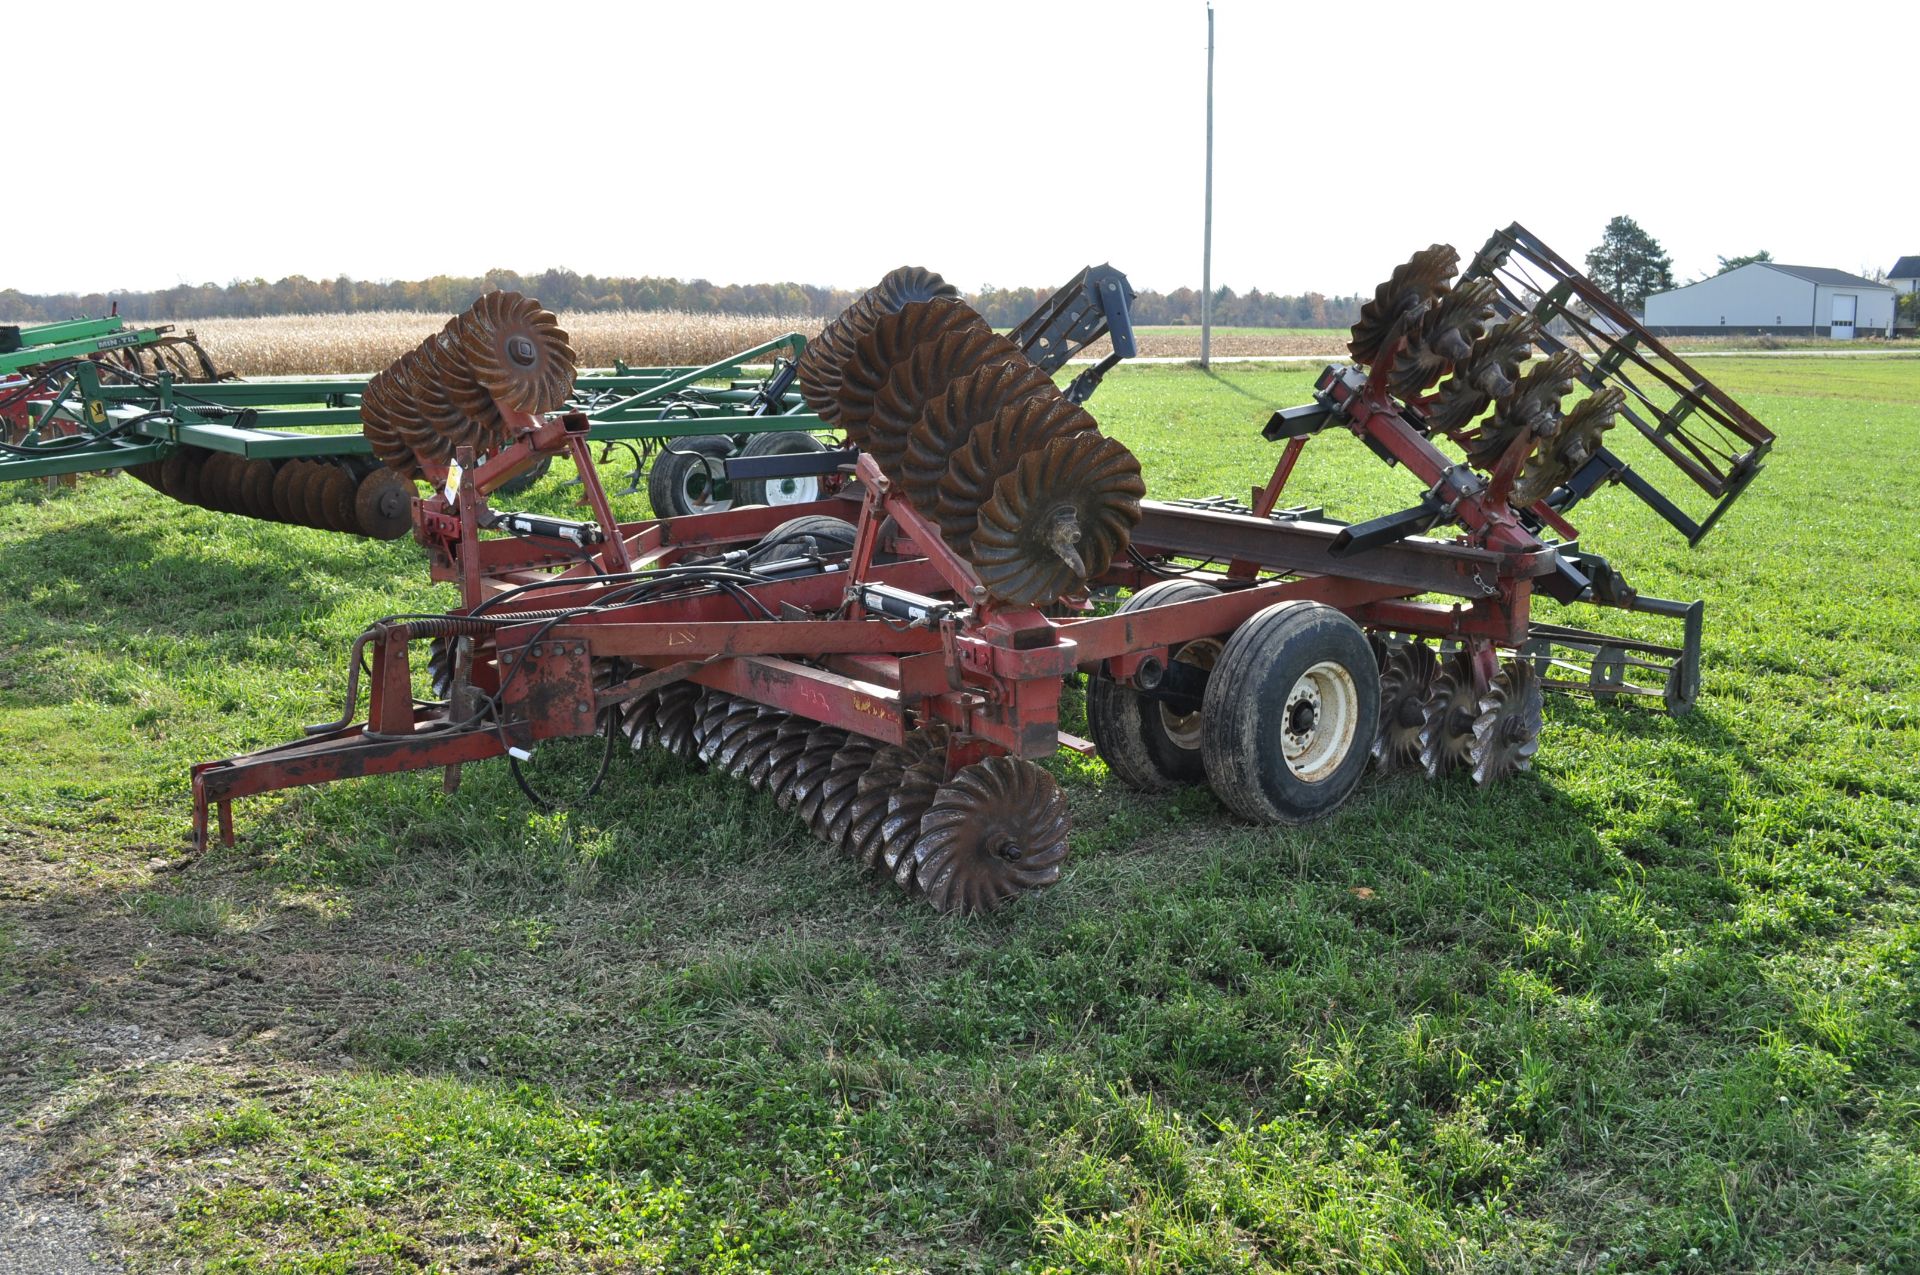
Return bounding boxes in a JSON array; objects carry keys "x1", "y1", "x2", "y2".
[
  {"x1": 1889, "y1": 256, "x2": 1920, "y2": 296},
  {"x1": 1643, "y1": 263, "x2": 1896, "y2": 339}
]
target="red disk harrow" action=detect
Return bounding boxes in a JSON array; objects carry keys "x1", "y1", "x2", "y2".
[{"x1": 193, "y1": 231, "x2": 1774, "y2": 914}]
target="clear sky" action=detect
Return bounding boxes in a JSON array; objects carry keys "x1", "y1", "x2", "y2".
[{"x1": 9, "y1": 0, "x2": 1914, "y2": 299}]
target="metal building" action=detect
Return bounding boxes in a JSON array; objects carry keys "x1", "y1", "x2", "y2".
[{"x1": 1643, "y1": 263, "x2": 1896, "y2": 338}]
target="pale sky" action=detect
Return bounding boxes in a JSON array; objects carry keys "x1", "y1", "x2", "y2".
[{"x1": 8, "y1": 0, "x2": 1915, "y2": 299}]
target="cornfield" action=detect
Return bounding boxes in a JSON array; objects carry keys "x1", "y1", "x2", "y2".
[{"x1": 174, "y1": 311, "x2": 823, "y2": 376}]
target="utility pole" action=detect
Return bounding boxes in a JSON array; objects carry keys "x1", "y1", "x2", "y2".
[{"x1": 1201, "y1": 4, "x2": 1215, "y2": 370}]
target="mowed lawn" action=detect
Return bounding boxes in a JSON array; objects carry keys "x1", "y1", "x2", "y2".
[{"x1": 1, "y1": 357, "x2": 1916, "y2": 1273}]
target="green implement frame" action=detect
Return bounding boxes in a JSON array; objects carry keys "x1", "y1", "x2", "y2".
[
  {"x1": 0, "y1": 331, "x2": 822, "y2": 483},
  {"x1": 0, "y1": 316, "x2": 170, "y2": 376}
]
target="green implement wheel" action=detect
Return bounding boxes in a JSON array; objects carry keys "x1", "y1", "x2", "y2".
[
  {"x1": 730, "y1": 430, "x2": 829, "y2": 508},
  {"x1": 647, "y1": 435, "x2": 733, "y2": 517}
]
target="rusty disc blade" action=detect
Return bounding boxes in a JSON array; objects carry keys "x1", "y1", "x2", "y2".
[
  {"x1": 274, "y1": 460, "x2": 310, "y2": 526},
  {"x1": 426, "y1": 635, "x2": 458, "y2": 701},
  {"x1": 796, "y1": 267, "x2": 961, "y2": 422},
  {"x1": 901, "y1": 360, "x2": 1057, "y2": 515},
  {"x1": 268, "y1": 461, "x2": 302, "y2": 524},
  {"x1": 782, "y1": 725, "x2": 851, "y2": 822},
  {"x1": 457, "y1": 291, "x2": 576, "y2": 416},
  {"x1": 867, "y1": 328, "x2": 1024, "y2": 483},
  {"x1": 1469, "y1": 661, "x2": 1545, "y2": 785},
  {"x1": 1510, "y1": 385, "x2": 1623, "y2": 507},
  {"x1": 183, "y1": 449, "x2": 218, "y2": 507},
  {"x1": 1349, "y1": 244, "x2": 1459, "y2": 366},
  {"x1": 705, "y1": 698, "x2": 767, "y2": 773},
  {"x1": 969, "y1": 433, "x2": 1145, "y2": 606},
  {"x1": 318, "y1": 464, "x2": 356, "y2": 532},
  {"x1": 1467, "y1": 350, "x2": 1583, "y2": 469},
  {"x1": 796, "y1": 296, "x2": 878, "y2": 422},
  {"x1": 880, "y1": 757, "x2": 946, "y2": 892},
  {"x1": 359, "y1": 374, "x2": 421, "y2": 476},
  {"x1": 843, "y1": 726, "x2": 948, "y2": 868},
  {"x1": 832, "y1": 298, "x2": 988, "y2": 449},
  {"x1": 935, "y1": 394, "x2": 1098, "y2": 556},
  {"x1": 1417, "y1": 651, "x2": 1482, "y2": 779},
  {"x1": 691, "y1": 689, "x2": 735, "y2": 766},
  {"x1": 761, "y1": 718, "x2": 819, "y2": 807},
  {"x1": 1428, "y1": 316, "x2": 1539, "y2": 435},
  {"x1": 418, "y1": 328, "x2": 503, "y2": 456},
  {"x1": 913, "y1": 755, "x2": 1070, "y2": 915},
  {"x1": 196, "y1": 451, "x2": 240, "y2": 512},
  {"x1": 1389, "y1": 277, "x2": 1498, "y2": 400},
  {"x1": 811, "y1": 734, "x2": 879, "y2": 846},
  {"x1": 296, "y1": 462, "x2": 334, "y2": 529},
  {"x1": 1373, "y1": 640, "x2": 1438, "y2": 770},
  {"x1": 729, "y1": 706, "x2": 792, "y2": 788},
  {"x1": 239, "y1": 459, "x2": 278, "y2": 520},
  {"x1": 383, "y1": 349, "x2": 451, "y2": 469},
  {"x1": 621, "y1": 679, "x2": 706, "y2": 762},
  {"x1": 437, "y1": 311, "x2": 507, "y2": 444},
  {"x1": 354, "y1": 467, "x2": 415, "y2": 539},
  {"x1": 157, "y1": 450, "x2": 196, "y2": 502},
  {"x1": 411, "y1": 337, "x2": 486, "y2": 460}
]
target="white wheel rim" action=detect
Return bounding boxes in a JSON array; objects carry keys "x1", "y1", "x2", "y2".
[
  {"x1": 1157, "y1": 637, "x2": 1222, "y2": 750},
  {"x1": 765, "y1": 474, "x2": 820, "y2": 506},
  {"x1": 1281, "y1": 659, "x2": 1359, "y2": 783},
  {"x1": 685, "y1": 458, "x2": 732, "y2": 512}
]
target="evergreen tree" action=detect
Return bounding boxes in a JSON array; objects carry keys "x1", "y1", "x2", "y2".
[
  {"x1": 1716, "y1": 251, "x2": 1773, "y2": 274},
  {"x1": 1584, "y1": 216, "x2": 1675, "y2": 311}
]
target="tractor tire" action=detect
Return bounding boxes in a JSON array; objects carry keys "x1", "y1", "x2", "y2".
[
  {"x1": 1087, "y1": 579, "x2": 1224, "y2": 791},
  {"x1": 1200, "y1": 600, "x2": 1379, "y2": 824},
  {"x1": 647, "y1": 435, "x2": 733, "y2": 517},
  {"x1": 755, "y1": 514, "x2": 858, "y2": 557},
  {"x1": 731, "y1": 430, "x2": 829, "y2": 508}
]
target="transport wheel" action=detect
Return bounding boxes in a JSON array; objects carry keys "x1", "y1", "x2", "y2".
[
  {"x1": 1087, "y1": 579, "x2": 1223, "y2": 791},
  {"x1": 1201, "y1": 601, "x2": 1379, "y2": 824},
  {"x1": 647, "y1": 434, "x2": 733, "y2": 517},
  {"x1": 755, "y1": 514, "x2": 857, "y2": 557},
  {"x1": 731, "y1": 431, "x2": 828, "y2": 507},
  {"x1": 494, "y1": 453, "x2": 553, "y2": 497}
]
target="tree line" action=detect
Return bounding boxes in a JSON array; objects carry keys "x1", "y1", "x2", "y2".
[{"x1": 0, "y1": 268, "x2": 1364, "y2": 330}]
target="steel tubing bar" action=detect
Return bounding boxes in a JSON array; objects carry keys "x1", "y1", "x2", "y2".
[{"x1": 1130, "y1": 500, "x2": 1556, "y2": 595}]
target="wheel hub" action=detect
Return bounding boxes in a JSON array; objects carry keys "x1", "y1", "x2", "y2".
[
  {"x1": 1156, "y1": 637, "x2": 1223, "y2": 751},
  {"x1": 1281, "y1": 660, "x2": 1360, "y2": 784}
]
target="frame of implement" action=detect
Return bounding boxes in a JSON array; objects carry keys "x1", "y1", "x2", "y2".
[{"x1": 188, "y1": 235, "x2": 1772, "y2": 915}]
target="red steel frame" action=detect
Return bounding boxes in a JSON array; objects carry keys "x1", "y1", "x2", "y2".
[{"x1": 190, "y1": 386, "x2": 1564, "y2": 850}]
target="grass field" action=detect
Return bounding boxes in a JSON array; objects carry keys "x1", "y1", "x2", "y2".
[{"x1": 2, "y1": 357, "x2": 1917, "y2": 1272}]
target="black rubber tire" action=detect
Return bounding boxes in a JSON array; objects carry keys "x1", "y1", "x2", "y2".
[
  {"x1": 1087, "y1": 579, "x2": 1223, "y2": 791},
  {"x1": 730, "y1": 430, "x2": 829, "y2": 508},
  {"x1": 647, "y1": 435, "x2": 733, "y2": 517},
  {"x1": 755, "y1": 514, "x2": 857, "y2": 558},
  {"x1": 494, "y1": 453, "x2": 553, "y2": 497},
  {"x1": 1200, "y1": 600, "x2": 1380, "y2": 824}
]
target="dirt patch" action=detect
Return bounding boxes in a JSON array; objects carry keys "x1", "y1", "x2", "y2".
[{"x1": 0, "y1": 1137, "x2": 123, "y2": 1275}]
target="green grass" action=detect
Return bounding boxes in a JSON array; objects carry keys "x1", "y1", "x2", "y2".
[{"x1": 2, "y1": 358, "x2": 1917, "y2": 1272}]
